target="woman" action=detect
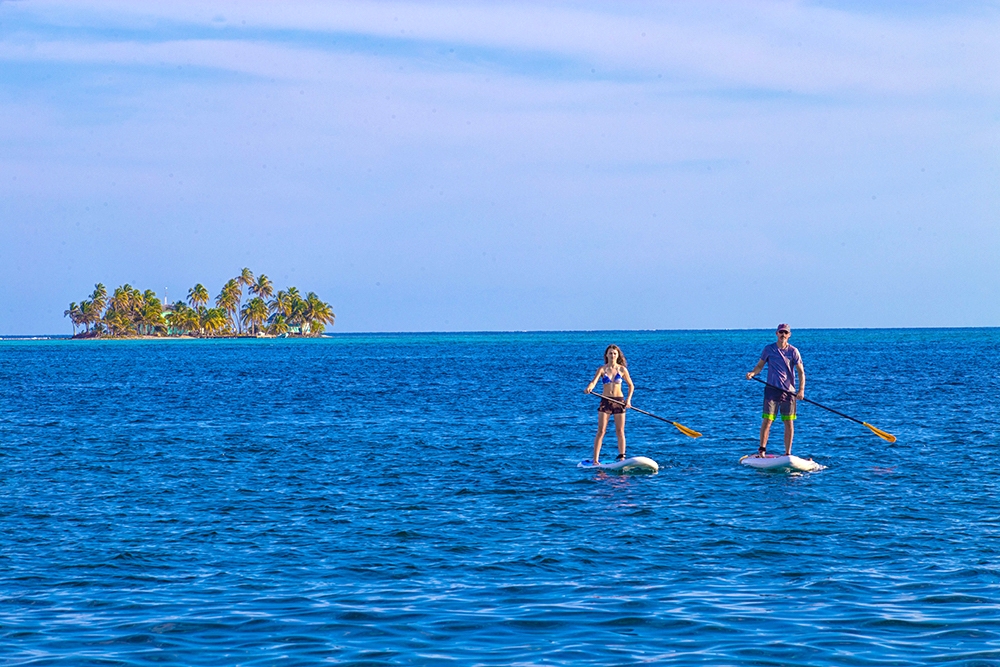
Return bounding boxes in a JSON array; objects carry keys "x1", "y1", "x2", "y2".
[{"x1": 584, "y1": 344, "x2": 635, "y2": 464}]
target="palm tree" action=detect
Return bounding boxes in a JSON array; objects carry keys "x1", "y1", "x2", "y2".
[
  {"x1": 188, "y1": 283, "x2": 209, "y2": 309},
  {"x1": 78, "y1": 300, "x2": 98, "y2": 334},
  {"x1": 140, "y1": 291, "x2": 165, "y2": 335},
  {"x1": 104, "y1": 308, "x2": 134, "y2": 337},
  {"x1": 202, "y1": 307, "x2": 229, "y2": 336},
  {"x1": 238, "y1": 267, "x2": 254, "y2": 289},
  {"x1": 303, "y1": 292, "x2": 336, "y2": 336},
  {"x1": 280, "y1": 287, "x2": 306, "y2": 334},
  {"x1": 166, "y1": 303, "x2": 198, "y2": 335},
  {"x1": 90, "y1": 283, "x2": 107, "y2": 316},
  {"x1": 64, "y1": 302, "x2": 81, "y2": 335},
  {"x1": 301, "y1": 292, "x2": 317, "y2": 334},
  {"x1": 106, "y1": 286, "x2": 130, "y2": 337},
  {"x1": 241, "y1": 297, "x2": 269, "y2": 336},
  {"x1": 268, "y1": 287, "x2": 308, "y2": 334},
  {"x1": 233, "y1": 268, "x2": 254, "y2": 334},
  {"x1": 249, "y1": 274, "x2": 273, "y2": 302},
  {"x1": 110, "y1": 285, "x2": 131, "y2": 315},
  {"x1": 216, "y1": 279, "x2": 241, "y2": 334},
  {"x1": 99, "y1": 284, "x2": 146, "y2": 336},
  {"x1": 267, "y1": 314, "x2": 289, "y2": 336},
  {"x1": 195, "y1": 306, "x2": 208, "y2": 335},
  {"x1": 269, "y1": 289, "x2": 292, "y2": 319},
  {"x1": 109, "y1": 284, "x2": 139, "y2": 333},
  {"x1": 130, "y1": 286, "x2": 146, "y2": 333}
]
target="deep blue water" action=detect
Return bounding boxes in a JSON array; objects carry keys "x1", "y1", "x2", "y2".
[{"x1": 2, "y1": 329, "x2": 1000, "y2": 666}]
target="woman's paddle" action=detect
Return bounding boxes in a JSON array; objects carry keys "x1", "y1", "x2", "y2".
[
  {"x1": 589, "y1": 393, "x2": 702, "y2": 438},
  {"x1": 750, "y1": 376, "x2": 896, "y2": 443}
]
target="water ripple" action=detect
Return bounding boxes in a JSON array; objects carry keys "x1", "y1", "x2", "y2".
[{"x1": 2, "y1": 330, "x2": 1000, "y2": 665}]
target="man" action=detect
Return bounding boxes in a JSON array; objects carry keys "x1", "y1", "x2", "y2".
[{"x1": 745, "y1": 323, "x2": 805, "y2": 456}]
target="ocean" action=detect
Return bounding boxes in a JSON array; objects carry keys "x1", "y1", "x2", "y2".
[{"x1": 2, "y1": 329, "x2": 999, "y2": 665}]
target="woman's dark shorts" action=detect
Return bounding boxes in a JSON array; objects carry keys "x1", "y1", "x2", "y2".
[
  {"x1": 763, "y1": 385, "x2": 796, "y2": 421},
  {"x1": 598, "y1": 396, "x2": 627, "y2": 415}
]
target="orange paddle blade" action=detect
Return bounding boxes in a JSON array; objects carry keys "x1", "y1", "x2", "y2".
[
  {"x1": 864, "y1": 422, "x2": 896, "y2": 443},
  {"x1": 672, "y1": 422, "x2": 702, "y2": 438}
]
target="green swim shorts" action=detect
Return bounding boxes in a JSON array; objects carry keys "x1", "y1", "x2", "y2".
[{"x1": 763, "y1": 385, "x2": 796, "y2": 421}]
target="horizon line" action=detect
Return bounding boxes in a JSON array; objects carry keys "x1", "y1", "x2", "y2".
[{"x1": 3, "y1": 324, "x2": 999, "y2": 340}]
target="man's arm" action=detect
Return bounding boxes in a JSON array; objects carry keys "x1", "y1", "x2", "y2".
[
  {"x1": 746, "y1": 359, "x2": 765, "y2": 380},
  {"x1": 795, "y1": 362, "x2": 805, "y2": 399}
]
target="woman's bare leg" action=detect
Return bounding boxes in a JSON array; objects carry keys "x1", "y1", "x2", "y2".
[
  {"x1": 614, "y1": 412, "x2": 626, "y2": 459},
  {"x1": 593, "y1": 412, "x2": 609, "y2": 463}
]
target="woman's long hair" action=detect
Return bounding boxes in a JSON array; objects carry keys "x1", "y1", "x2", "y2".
[{"x1": 604, "y1": 344, "x2": 627, "y2": 367}]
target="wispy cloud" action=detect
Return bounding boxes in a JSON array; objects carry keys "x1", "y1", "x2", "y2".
[{"x1": 5, "y1": 1, "x2": 1000, "y2": 95}]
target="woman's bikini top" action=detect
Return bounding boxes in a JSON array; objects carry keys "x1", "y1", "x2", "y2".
[{"x1": 601, "y1": 368, "x2": 623, "y2": 385}]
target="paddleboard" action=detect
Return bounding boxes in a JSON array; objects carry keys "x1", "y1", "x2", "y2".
[
  {"x1": 578, "y1": 456, "x2": 659, "y2": 473},
  {"x1": 739, "y1": 453, "x2": 825, "y2": 472}
]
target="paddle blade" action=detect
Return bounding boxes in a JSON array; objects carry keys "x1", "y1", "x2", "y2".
[
  {"x1": 863, "y1": 422, "x2": 897, "y2": 443},
  {"x1": 672, "y1": 422, "x2": 702, "y2": 438}
]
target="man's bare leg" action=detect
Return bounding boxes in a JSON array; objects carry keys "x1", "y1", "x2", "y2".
[
  {"x1": 783, "y1": 419, "x2": 794, "y2": 456},
  {"x1": 759, "y1": 418, "x2": 773, "y2": 455}
]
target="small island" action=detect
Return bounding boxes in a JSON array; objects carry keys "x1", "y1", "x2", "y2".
[{"x1": 64, "y1": 268, "x2": 335, "y2": 338}]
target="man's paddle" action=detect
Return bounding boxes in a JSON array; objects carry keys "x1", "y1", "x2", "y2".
[
  {"x1": 750, "y1": 376, "x2": 896, "y2": 443},
  {"x1": 588, "y1": 393, "x2": 702, "y2": 438}
]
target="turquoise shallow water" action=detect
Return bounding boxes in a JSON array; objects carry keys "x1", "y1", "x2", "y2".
[{"x1": 1, "y1": 329, "x2": 999, "y2": 665}]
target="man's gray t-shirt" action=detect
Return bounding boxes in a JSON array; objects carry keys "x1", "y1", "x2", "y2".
[{"x1": 760, "y1": 343, "x2": 801, "y2": 391}]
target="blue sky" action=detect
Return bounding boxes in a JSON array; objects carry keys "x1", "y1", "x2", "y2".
[{"x1": 2, "y1": 0, "x2": 999, "y2": 334}]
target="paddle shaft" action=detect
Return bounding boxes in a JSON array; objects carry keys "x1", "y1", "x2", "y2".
[
  {"x1": 588, "y1": 393, "x2": 672, "y2": 425},
  {"x1": 750, "y1": 376, "x2": 865, "y2": 425}
]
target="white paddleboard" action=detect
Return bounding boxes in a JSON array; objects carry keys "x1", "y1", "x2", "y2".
[
  {"x1": 740, "y1": 453, "x2": 825, "y2": 472},
  {"x1": 578, "y1": 456, "x2": 659, "y2": 473}
]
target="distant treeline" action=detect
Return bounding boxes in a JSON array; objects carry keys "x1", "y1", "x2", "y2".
[{"x1": 64, "y1": 268, "x2": 335, "y2": 338}]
